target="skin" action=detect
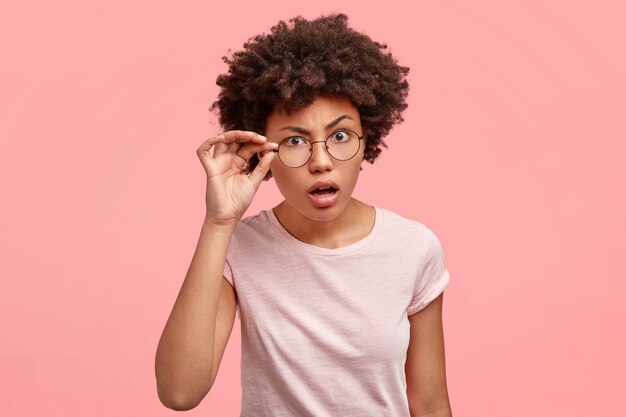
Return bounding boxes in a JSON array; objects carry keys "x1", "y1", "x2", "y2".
[
  {"x1": 262, "y1": 95, "x2": 452, "y2": 415},
  {"x1": 159, "y1": 97, "x2": 451, "y2": 414},
  {"x1": 406, "y1": 293, "x2": 452, "y2": 416},
  {"x1": 263, "y1": 94, "x2": 375, "y2": 249}
]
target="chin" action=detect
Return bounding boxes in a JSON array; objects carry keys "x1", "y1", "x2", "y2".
[{"x1": 304, "y1": 197, "x2": 350, "y2": 220}]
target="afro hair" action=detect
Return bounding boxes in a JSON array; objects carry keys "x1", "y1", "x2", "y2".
[{"x1": 210, "y1": 13, "x2": 410, "y2": 180}]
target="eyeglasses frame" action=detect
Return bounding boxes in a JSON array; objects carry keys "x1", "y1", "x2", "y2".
[{"x1": 271, "y1": 129, "x2": 364, "y2": 168}]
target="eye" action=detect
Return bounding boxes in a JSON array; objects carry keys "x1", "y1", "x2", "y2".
[
  {"x1": 330, "y1": 130, "x2": 351, "y2": 142},
  {"x1": 284, "y1": 136, "x2": 306, "y2": 146}
]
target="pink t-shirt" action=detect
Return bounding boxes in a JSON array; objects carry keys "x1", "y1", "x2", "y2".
[{"x1": 223, "y1": 206, "x2": 450, "y2": 416}]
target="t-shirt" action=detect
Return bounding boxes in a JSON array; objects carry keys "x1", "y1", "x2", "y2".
[{"x1": 222, "y1": 205, "x2": 450, "y2": 417}]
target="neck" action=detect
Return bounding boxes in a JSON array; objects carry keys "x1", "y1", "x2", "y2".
[{"x1": 272, "y1": 198, "x2": 374, "y2": 249}]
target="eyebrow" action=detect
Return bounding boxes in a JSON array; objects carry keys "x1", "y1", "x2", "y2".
[{"x1": 277, "y1": 115, "x2": 354, "y2": 135}]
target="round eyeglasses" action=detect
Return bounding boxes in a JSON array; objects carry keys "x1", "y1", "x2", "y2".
[{"x1": 272, "y1": 129, "x2": 364, "y2": 168}]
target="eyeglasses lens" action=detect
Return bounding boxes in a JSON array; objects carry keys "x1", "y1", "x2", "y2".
[{"x1": 278, "y1": 130, "x2": 360, "y2": 167}]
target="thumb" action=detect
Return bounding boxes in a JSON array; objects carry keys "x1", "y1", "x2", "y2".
[{"x1": 248, "y1": 150, "x2": 275, "y2": 190}]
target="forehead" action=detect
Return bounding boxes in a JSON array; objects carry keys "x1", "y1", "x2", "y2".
[{"x1": 266, "y1": 95, "x2": 361, "y2": 131}]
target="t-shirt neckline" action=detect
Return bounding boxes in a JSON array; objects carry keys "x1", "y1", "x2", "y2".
[{"x1": 265, "y1": 205, "x2": 383, "y2": 256}]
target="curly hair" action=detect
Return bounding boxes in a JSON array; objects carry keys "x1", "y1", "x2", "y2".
[{"x1": 210, "y1": 13, "x2": 410, "y2": 181}]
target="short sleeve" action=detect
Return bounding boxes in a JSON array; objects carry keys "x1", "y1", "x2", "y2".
[{"x1": 407, "y1": 225, "x2": 451, "y2": 316}]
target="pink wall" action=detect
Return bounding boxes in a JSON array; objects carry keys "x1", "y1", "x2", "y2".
[{"x1": 1, "y1": 1, "x2": 625, "y2": 416}]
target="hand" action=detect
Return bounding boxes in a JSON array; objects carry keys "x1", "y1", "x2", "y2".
[{"x1": 196, "y1": 130, "x2": 278, "y2": 227}]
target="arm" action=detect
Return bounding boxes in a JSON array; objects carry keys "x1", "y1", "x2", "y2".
[
  {"x1": 154, "y1": 222, "x2": 236, "y2": 411},
  {"x1": 155, "y1": 130, "x2": 276, "y2": 410},
  {"x1": 405, "y1": 292, "x2": 452, "y2": 417}
]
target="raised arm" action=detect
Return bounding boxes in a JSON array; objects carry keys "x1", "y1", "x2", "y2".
[{"x1": 154, "y1": 131, "x2": 277, "y2": 410}]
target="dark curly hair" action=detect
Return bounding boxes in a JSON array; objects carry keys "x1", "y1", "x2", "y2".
[{"x1": 210, "y1": 13, "x2": 410, "y2": 181}]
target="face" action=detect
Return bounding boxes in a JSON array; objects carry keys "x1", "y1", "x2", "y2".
[{"x1": 264, "y1": 95, "x2": 366, "y2": 222}]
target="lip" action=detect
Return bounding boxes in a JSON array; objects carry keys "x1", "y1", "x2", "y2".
[
  {"x1": 307, "y1": 180, "x2": 339, "y2": 193},
  {"x1": 308, "y1": 188, "x2": 339, "y2": 208}
]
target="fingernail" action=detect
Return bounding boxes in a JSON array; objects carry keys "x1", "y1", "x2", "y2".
[{"x1": 257, "y1": 134, "x2": 267, "y2": 140}]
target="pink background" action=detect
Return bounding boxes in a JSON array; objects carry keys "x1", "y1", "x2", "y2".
[{"x1": 1, "y1": 1, "x2": 625, "y2": 416}]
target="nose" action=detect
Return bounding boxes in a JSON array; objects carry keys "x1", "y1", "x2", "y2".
[{"x1": 308, "y1": 140, "x2": 334, "y2": 172}]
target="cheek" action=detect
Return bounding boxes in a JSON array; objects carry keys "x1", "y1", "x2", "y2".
[
  {"x1": 269, "y1": 158, "x2": 285, "y2": 178},
  {"x1": 350, "y1": 157, "x2": 365, "y2": 181},
  {"x1": 269, "y1": 163, "x2": 296, "y2": 194},
  {"x1": 267, "y1": 154, "x2": 279, "y2": 172}
]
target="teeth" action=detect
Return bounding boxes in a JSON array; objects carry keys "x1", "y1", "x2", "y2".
[{"x1": 310, "y1": 186, "x2": 336, "y2": 193}]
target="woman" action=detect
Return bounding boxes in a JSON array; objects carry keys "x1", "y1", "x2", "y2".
[{"x1": 155, "y1": 13, "x2": 452, "y2": 417}]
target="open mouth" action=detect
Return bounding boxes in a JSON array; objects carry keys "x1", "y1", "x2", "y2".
[
  {"x1": 309, "y1": 186, "x2": 338, "y2": 196},
  {"x1": 308, "y1": 186, "x2": 339, "y2": 207}
]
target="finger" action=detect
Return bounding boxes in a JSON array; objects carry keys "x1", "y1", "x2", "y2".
[
  {"x1": 197, "y1": 134, "x2": 225, "y2": 153},
  {"x1": 248, "y1": 150, "x2": 276, "y2": 190},
  {"x1": 226, "y1": 140, "x2": 241, "y2": 154},
  {"x1": 212, "y1": 141, "x2": 229, "y2": 158},
  {"x1": 235, "y1": 141, "x2": 278, "y2": 162},
  {"x1": 207, "y1": 130, "x2": 267, "y2": 147},
  {"x1": 198, "y1": 131, "x2": 267, "y2": 160},
  {"x1": 211, "y1": 140, "x2": 271, "y2": 161}
]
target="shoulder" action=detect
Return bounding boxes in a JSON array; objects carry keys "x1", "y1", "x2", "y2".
[
  {"x1": 376, "y1": 207, "x2": 447, "y2": 262},
  {"x1": 232, "y1": 209, "x2": 270, "y2": 234},
  {"x1": 229, "y1": 208, "x2": 277, "y2": 252},
  {"x1": 377, "y1": 206, "x2": 436, "y2": 245}
]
